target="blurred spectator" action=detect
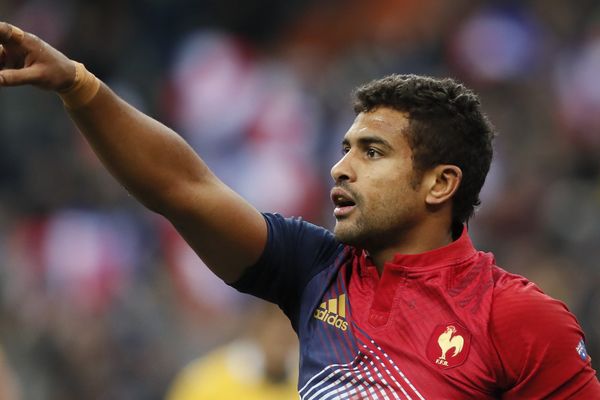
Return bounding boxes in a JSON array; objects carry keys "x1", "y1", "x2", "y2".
[
  {"x1": 449, "y1": 7, "x2": 541, "y2": 84},
  {"x1": 167, "y1": 30, "x2": 323, "y2": 219},
  {"x1": 166, "y1": 303, "x2": 298, "y2": 400},
  {"x1": 554, "y1": 34, "x2": 600, "y2": 148},
  {"x1": 4, "y1": 209, "x2": 143, "y2": 314},
  {"x1": 0, "y1": 345, "x2": 20, "y2": 400}
]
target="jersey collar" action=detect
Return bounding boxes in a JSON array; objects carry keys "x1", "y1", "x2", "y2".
[{"x1": 358, "y1": 225, "x2": 478, "y2": 275}]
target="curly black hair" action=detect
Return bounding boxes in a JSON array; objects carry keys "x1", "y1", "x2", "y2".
[{"x1": 353, "y1": 74, "x2": 496, "y2": 225}]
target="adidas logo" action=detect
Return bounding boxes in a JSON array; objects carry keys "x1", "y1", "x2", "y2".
[{"x1": 313, "y1": 294, "x2": 348, "y2": 331}]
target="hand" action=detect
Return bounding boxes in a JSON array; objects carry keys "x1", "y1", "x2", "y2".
[{"x1": 0, "y1": 21, "x2": 77, "y2": 91}]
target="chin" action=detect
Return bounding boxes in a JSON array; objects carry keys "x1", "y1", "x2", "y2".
[{"x1": 333, "y1": 223, "x2": 365, "y2": 247}]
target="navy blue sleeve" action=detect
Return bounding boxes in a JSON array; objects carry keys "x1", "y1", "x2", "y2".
[{"x1": 229, "y1": 213, "x2": 342, "y2": 325}]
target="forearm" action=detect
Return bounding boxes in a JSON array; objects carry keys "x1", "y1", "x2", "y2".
[
  {"x1": 67, "y1": 81, "x2": 212, "y2": 214},
  {"x1": 0, "y1": 23, "x2": 211, "y2": 215},
  {"x1": 1, "y1": 21, "x2": 268, "y2": 280}
]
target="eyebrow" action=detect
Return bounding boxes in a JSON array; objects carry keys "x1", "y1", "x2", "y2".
[{"x1": 341, "y1": 136, "x2": 394, "y2": 151}]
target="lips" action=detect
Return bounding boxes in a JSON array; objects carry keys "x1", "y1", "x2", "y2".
[{"x1": 331, "y1": 187, "x2": 357, "y2": 218}]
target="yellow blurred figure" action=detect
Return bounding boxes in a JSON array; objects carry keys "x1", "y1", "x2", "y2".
[
  {"x1": 0, "y1": 345, "x2": 20, "y2": 400},
  {"x1": 167, "y1": 303, "x2": 298, "y2": 400}
]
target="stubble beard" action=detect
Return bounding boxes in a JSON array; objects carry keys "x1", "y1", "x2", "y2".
[
  {"x1": 333, "y1": 177, "x2": 422, "y2": 251},
  {"x1": 334, "y1": 216, "x2": 368, "y2": 248},
  {"x1": 334, "y1": 197, "x2": 420, "y2": 253},
  {"x1": 334, "y1": 209, "x2": 405, "y2": 251}
]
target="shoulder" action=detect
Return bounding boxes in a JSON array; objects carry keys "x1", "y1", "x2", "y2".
[
  {"x1": 490, "y1": 274, "x2": 583, "y2": 365},
  {"x1": 231, "y1": 213, "x2": 346, "y2": 319},
  {"x1": 489, "y1": 268, "x2": 582, "y2": 370},
  {"x1": 489, "y1": 268, "x2": 599, "y2": 397},
  {"x1": 263, "y1": 212, "x2": 337, "y2": 246},
  {"x1": 491, "y1": 269, "x2": 575, "y2": 328},
  {"x1": 260, "y1": 212, "x2": 344, "y2": 273},
  {"x1": 490, "y1": 268, "x2": 582, "y2": 356}
]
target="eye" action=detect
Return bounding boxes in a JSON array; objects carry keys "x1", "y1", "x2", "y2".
[
  {"x1": 341, "y1": 146, "x2": 350, "y2": 155},
  {"x1": 366, "y1": 148, "x2": 380, "y2": 158}
]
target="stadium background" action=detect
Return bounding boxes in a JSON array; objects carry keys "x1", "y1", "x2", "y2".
[{"x1": 1, "y1": 0, "x2": 599, "y2": 398}]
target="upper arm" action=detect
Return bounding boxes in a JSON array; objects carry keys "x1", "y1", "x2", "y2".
[
  {"x1": 165, "y1": 173, "x2": 268, "y2": 284},
  {"x1": 491, "y1": 284, "x2": 600, "y2": 399}
]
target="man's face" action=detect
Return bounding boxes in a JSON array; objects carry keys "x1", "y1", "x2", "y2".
[{"x1": 330, "y1": 107, "x2": 428, "y2": 250}]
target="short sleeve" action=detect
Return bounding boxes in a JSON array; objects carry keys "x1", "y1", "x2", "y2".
[
  {"x1": 491, "y1": 281, "x2": 600, "y2": 399},
  {"x1": 229, "y1": 213, "x2": 343, "y2": 326}
]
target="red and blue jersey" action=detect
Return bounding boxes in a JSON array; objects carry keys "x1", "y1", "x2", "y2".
[{"x1": 232, "y1": 213, "x2": 600, "y2": 399}]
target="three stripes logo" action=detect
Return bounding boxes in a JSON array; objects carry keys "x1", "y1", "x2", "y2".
[{"x1": 313, "y1": 294, "x2": 348, "y2": 331}]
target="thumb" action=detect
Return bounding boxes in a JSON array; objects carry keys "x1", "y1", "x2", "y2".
[{"x1": 0, "y1": 66, "x2": 40, "y2": 86}]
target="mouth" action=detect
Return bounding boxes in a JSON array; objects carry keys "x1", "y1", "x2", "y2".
[{"x1": 331, "y1": 187, "x2": 357, "y2": 218}]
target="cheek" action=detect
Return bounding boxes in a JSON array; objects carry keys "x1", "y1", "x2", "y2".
[
  {"x1": 376, "y1": 175, "x2": 420, "y2": 208},
  {"x1": 365, "y1": 179, "x2": 399, "y2": 207},
  {"x1": 360, "y1": 163, "x2": 416, "y2": 205}
]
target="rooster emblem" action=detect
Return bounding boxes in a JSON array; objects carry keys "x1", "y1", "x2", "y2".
[
  {"x1": 427, "y1": 322, "x2": 470, "y2": 369},
  {"x1": 436, "y1": 325, "x2": 464, "y2": 366}
]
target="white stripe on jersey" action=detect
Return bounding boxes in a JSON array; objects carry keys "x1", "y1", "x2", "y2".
[{"x1": 299, "y1": 342, "x2": 423, "y2": 400}]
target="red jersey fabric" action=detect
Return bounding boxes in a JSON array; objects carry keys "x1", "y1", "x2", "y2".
[
  {"x1": 346, "y1": 226, "x2": 599, "y2": 398},
  {"x1": 232, "y1": 213, "x2": 600, "y2": 399}
]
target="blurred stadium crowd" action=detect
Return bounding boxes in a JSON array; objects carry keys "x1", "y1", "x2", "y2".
[{"x1": 0, "y1": 0, "x2": 599, "y2": 398}]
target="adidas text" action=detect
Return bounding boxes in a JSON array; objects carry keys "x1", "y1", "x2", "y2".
[{"x1": 313, "y1": 309, "x2": 348, "y2": 331}]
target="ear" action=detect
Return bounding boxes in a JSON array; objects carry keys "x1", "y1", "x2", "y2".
[{"x1": 424, "y1": 165, "x2": 462, "y2": 206}]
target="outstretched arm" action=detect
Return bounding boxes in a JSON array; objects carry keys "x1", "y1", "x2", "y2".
[{"x1": 0, "y1": 22, "x2": 267, "y2": 283}]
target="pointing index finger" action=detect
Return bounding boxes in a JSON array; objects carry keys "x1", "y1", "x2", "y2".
[{"x1": 0, "y1": 22, "x2": 25, "y2": 45}]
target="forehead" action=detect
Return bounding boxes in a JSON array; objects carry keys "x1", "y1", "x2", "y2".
[{"x1": 345, "y1": 107, "x2": 410, "y2": 143}]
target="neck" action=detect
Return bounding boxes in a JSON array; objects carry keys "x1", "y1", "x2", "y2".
[{"x1": 368, "y1": 219, "x2": 454, "y2": 275}]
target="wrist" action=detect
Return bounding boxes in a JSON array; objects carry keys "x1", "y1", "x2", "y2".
[{"x1": 58, "y1": 61, "x2": 100, "y2": 110}]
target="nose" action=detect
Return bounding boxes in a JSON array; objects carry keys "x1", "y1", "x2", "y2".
[{"x1": 330, "y1": 152, "x2": 356, "y2": 183}]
